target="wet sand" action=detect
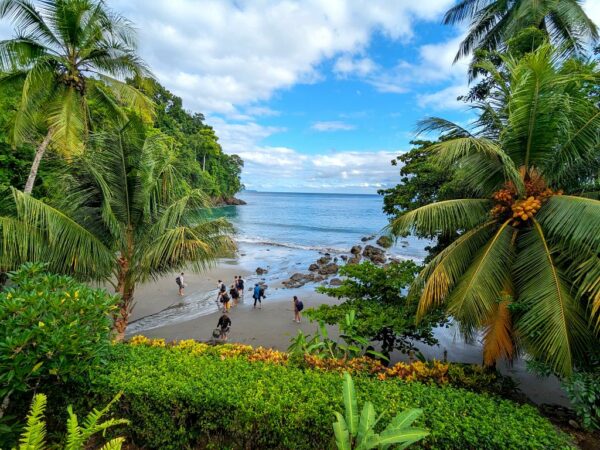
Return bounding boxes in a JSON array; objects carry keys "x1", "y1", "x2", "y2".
[
  {"x1": 139, "y1": 288, "x2": 341, "y2": 347},
  {"x1": 130, "y1": 261, "x2": 251, "y2": 322}
]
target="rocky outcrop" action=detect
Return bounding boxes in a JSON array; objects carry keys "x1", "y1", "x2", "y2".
[
  {"x1": 256, "y1": 267, "x2": 268, "y2": 275},
  {"x1": 308, "y1": 263, "x2": 319, "y2": 271},
  {"x1": 350, "y1": 245, "x2": 362, "y2": 255},
  {"x1": 376, "y1": 235, "x2": 393, "y2": 248},
  {"x1": 361, "y1": 235, "x2": 375, "y2": 242},
  {"x1": 282, "y1": 272, "x2": 325, "y2": 288},
  {"x1": 329, "y1": 278, "x2": 343, "y2": 286},
  {"x1": 318, "y1": 263, "x2": 339, "y2": 276},
  {"x1": 363, "y1": 245, "x2": 386, "y2": 264},
  {"x1": 214, "y1": 196, "x2": 247, "y2": 206}
]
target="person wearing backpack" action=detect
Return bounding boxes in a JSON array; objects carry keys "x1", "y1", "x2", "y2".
[
  {"x1": 236, "y1": 276, "x2": 245, "y2": 300},
  {"x1": 253, "y1": 283, "x2": 262, "y2": 309},
  {"x1": 293, "y1": 295, "x2": 303, "y2": 323},
  {"x1": 175, "y1": 273, "x2": 185, "y2": 296}
]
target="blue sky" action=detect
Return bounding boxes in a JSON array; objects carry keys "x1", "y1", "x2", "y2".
[{"x1": 2, "y1": 1, "x2": 598, "y2": 193}]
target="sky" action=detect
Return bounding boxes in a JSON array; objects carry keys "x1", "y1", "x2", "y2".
[{"x1": 1, "y1": 1, "x2": 599, "y2": 193}]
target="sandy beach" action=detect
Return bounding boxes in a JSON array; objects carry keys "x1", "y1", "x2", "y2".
[{"x1": 139, "y1": 288, "x2": 341, "y2": 348}]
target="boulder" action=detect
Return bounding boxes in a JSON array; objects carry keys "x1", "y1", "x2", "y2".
[
  {"x1": 318, "y1": 263, "x2": 339, "y2": 275},
  {"x1": 317, "y1": 256, "x2": 332, "y2": 265},
  {"x1": 256, "y1": 267, "x2": 268, "y2": 275},
  {"x1": 347, "y1": 255, "x2": 361, "y2": 265},
  {"x1": 308, "y1": 263, "x2": 319, "y2": 271},
  {"x1": 290, "y1": 273, "x2": 305, "y2": 281},
  {"x1": 329, "y1": 278, "x2": 343, "y2": 286},
  {"x1": 340, "y1": 255, "x2": 348, "y2": 261},
  {"x1": 361, "y1": 235, "x2": 375, "y2": 242},
  {"x1": 376, "y1": 235, "x2": 393, "y2": 248},
  {"x1": 350, "y1": 245, "x2": 362, "y2": 255},
  {"x1": 363, "y1": 245, "x2": 386, "y2": 264}
]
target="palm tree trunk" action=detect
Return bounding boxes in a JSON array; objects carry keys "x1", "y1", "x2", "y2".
[
  {"x1": 114, "y1": 257, "x2": 134, "y2": 341},
  {"x1": 23, "y1": 131, "x2": 53, "y2": 194}
]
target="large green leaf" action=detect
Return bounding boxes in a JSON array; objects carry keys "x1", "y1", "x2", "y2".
[
  {"x1": 356, "y1": 401, "x2": 376, "y2": 448},
  {"x1": 333, "y1": 412, "x2": 351, "y2": 450},
  {"x1": 342, "y1": 372, "x2": 359, "y2": 438}
]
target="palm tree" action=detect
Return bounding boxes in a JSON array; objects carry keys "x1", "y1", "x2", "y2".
[
  {"x1": 392, "y1": 46, "x2": 600, "y2": 377},
  {"x1": 0, "y1": 117, "x2": 235, "y2": 336},
  {"x1": 445, "y1": 0, "x2": 598, "y2": 62},
  {"x1": 0, "y1": 0, "x2": 152, "y2": 194}
]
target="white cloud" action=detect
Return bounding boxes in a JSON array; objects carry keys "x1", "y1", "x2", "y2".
[
  {"x1": 206, "y1": 116, "x2": 399, "y2": 192},
  {"x1": 417, "y1": 83, "x2": 468, "y2": 110},
  {"x1": 107, "y1": 0, "x2": 454, "y2": 115},
  {"x1": 311, "y1": 121, "x2": 355, "y2": 132},
  {"x1": 334, "y1": 55, "x2": 377, "y2": 77}
]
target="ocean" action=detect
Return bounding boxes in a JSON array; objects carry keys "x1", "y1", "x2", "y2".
[{"x1": 221, "y1": 191, "x2": 430, "y2": 263}]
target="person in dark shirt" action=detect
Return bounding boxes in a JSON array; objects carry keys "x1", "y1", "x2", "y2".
[
  {"x1": 253, "y1": 283, "x2": 261, "y2": 309},
  {"x1": 236, "y1": 276, "x2": 245, "y2": 299},
  {"x1": 217, "y1": 314, "x2": 231, "y2": 340},
  {"x1": 230, "y1": 284, "x2": 240, "y2": 306}
]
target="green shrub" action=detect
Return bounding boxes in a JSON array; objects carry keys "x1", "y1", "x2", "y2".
[
  {"x1": 0, "y1": 264, "x2": 118, "y2": 428},
  {"x1": 562, "y1": 371, "x2": 600, "y2": 430},
  {"x1": 79, "y1": 344, "x2": 571, "y2": 449}
]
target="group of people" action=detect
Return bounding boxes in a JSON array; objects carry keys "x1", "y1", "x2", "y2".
[
  {"x1": 216, "y1": 276, "x2": 245, "y2": 313},
  {"x1": 176, "y1": 273, "x2": 305, "y2": 341}
]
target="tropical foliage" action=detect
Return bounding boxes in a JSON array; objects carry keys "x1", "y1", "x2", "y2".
[
  {"x1": 0, "y1": 119, "x2": 234, "y2": 334},
  {"x1": 444, "y1": 0, "x2": 598, "y2": 63},
  {"x1": 65, "y1": 343, "x2": 569, "y2": 449},
  {"x1": 133, "y1": 78, "x2": 244, "y2": 200},
  {"x1": 0, "y1": 264, "x2": 117, "y2": 430},
  {"x1": 312, "y1": 261, "x2": 445, "y2": 355},
  {"x1": 392, "y1": 45, "x2": 600, "y2": 377},
  {"x1": 332, "y1": 373, "x2": 428, "y2": 450},
  {"x1": 0, "y1": 0, "x2": 153, "y2": 193},
  {"x1": 14, "y1": 393, "x2": 127, "y2": 450}
]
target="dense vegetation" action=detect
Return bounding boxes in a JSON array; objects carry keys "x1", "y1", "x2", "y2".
[{"x1": 52, "y1": 344, "x2": 568, "y2": 450}]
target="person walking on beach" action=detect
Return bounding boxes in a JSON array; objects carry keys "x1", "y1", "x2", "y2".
[
  {"x1": 293, "y1": 295, "x2": 303, "y2": 323},
  {"x1": 176, "y1": 272, "x2": 185, "y2": 296},
  {"x1": 221, "y1": 291, "x2": 231, "y2": 312},
  {"x1": 236, "y1": 276, "x2": 245, "y2": 300},
  {"x1": 217, "y1": 314, "x2": 231, "y2": 340},
  {"x1": 253, "y1": 283, "x2": 262, "y2": 309},
  {"x1": 230, "y1": 284, "x2": 240, "y2": 306}
]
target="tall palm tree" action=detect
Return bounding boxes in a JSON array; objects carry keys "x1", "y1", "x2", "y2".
[
  {"x1": 445, "y1": 0, "x2": 598, "y2": 62},
  {"x1": 392, "y1": 46, "x2": 600, "y2": 377},
  {"x1": 0, "y1": 0, "x2": 152, "y2": 193},
  {"x1": 0, "y1": 117, "x2": 235, "y2": 336}
]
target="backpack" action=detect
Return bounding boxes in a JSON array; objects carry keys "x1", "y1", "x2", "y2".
[
  {"x1": 220, "y1": 283, "x2": 226, "y2": 292},
  {"x1": 296, "y1": 301, "x2": 304, "y2": 311},
  {"x1": 176, "y1": 276, "x2": 182, "y2": 286},
  {"x1": 221, "y1": 293, "x2": 230, "y2": 303}
]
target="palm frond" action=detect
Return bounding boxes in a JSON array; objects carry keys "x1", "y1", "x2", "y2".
[
  {"x1": 482, "y1": 297, "x2": 515, "y2": 366},
  {"x1": 414, "y1": 221, "x2": 497, "y2": 319},
  {"x1": 391, "y1": 199, "x2": 492, "y2": 237},
  {"x1": 536, "y1": 195, "x2": 600, "y2": 253},
  {"x1": 446, "y1": 220, "x2": 515, "y2": 338},
  {"x1": 514, "y1": 219, "x2": 591, "y2": 377},
  {"x1": 11, "y1": 187, "x2": 113, "y2": 279},
  {"x1": 429, "y1": 137, "x2": 524, "y2": 194}
]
